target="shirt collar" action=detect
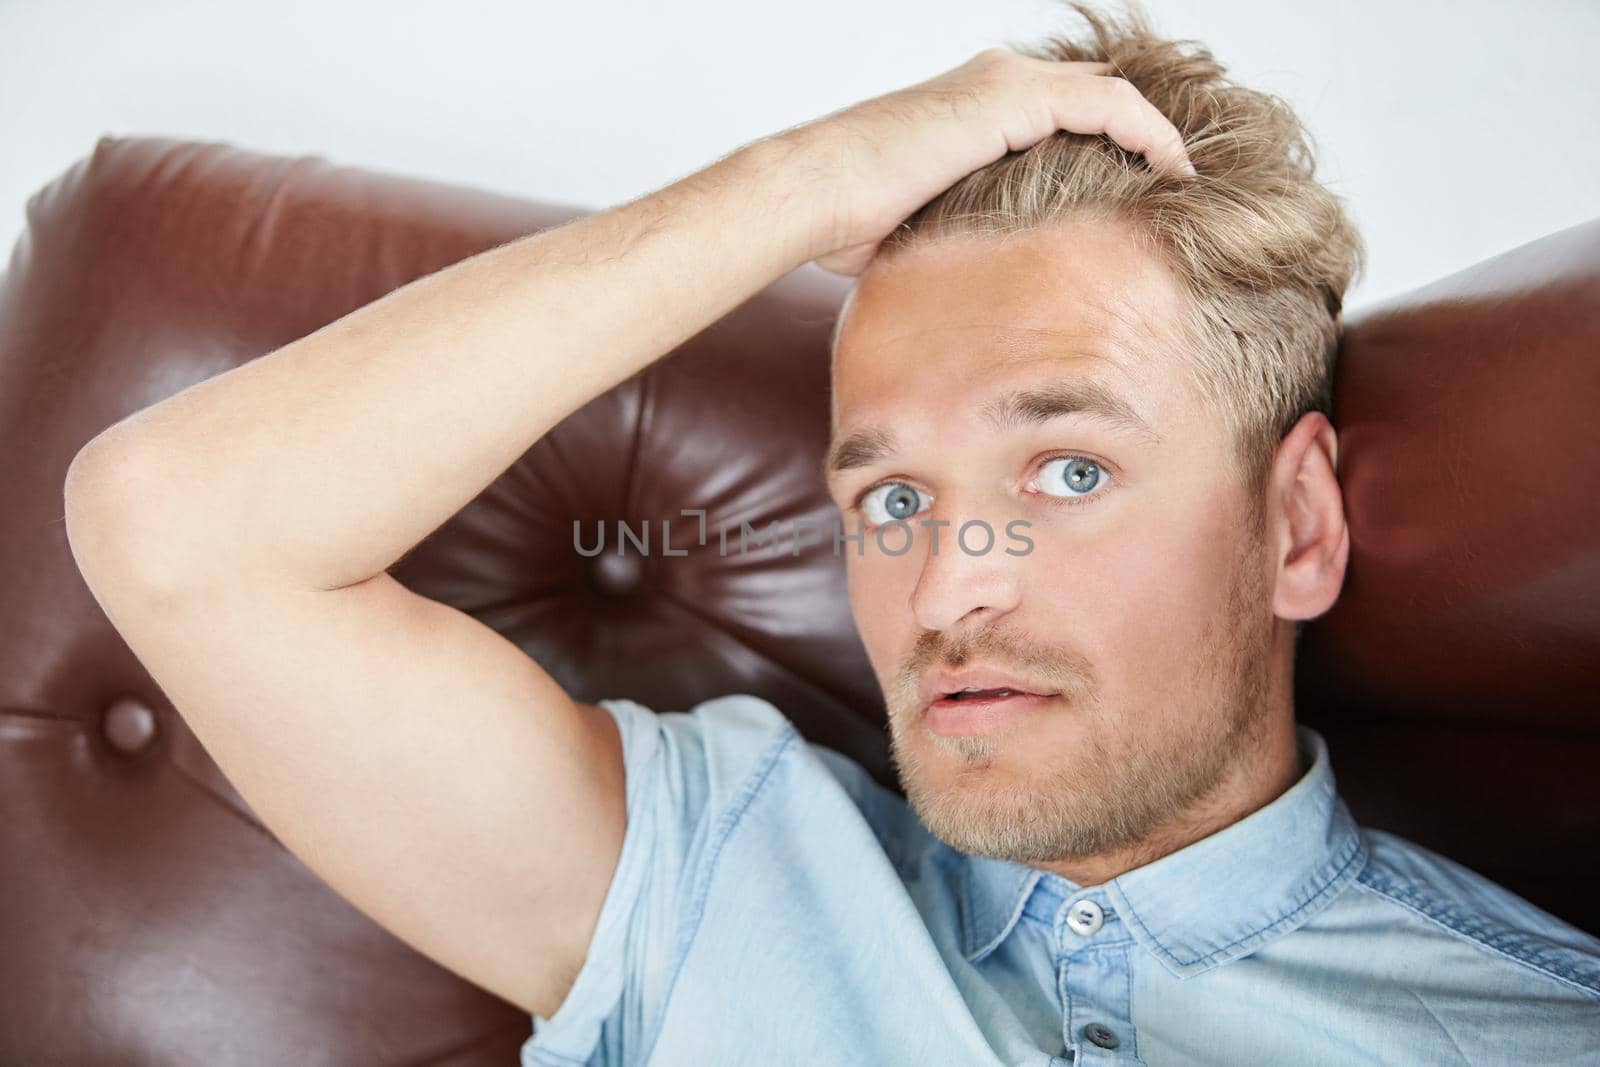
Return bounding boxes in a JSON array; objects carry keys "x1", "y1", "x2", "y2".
[{"x1": 959, "y1": 723, "x2": 1367, "y2": 979}]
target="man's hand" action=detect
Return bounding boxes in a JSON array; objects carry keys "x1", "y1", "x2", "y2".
[{"x1": 770, "y1": 47, "x2": 1197, "y2": 277}]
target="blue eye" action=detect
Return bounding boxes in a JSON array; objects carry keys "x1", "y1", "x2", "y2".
[
  {"x1": 860, "y1": 482, "x2": 931, "y2": 525},
  {"x1": 1036, "y1": 456, "x2": 1109, "y2": 501}
]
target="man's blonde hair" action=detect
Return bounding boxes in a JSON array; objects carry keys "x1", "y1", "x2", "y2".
[{"x1": 875, "y1": 0, "x2": 1367, "y2": 516}]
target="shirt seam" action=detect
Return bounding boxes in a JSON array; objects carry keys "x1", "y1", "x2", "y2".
[
  {"x1": 636, "y1": 721, "x2": 800, "y2": 1064},
  {"x1": 1124, "y1": 938, "x2": 1138, "y2": 1062},
  {"x1": 1352, "y1": 869, "x2": 1600, "y2": 1000}
]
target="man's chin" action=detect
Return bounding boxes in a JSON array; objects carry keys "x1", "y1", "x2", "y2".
[
  {"x1": 890, "y1": 733, "x2": 1031, "y2": 821},
  {"x1": 902, "y1": 777, "x2": 1068, "y2": 865}
]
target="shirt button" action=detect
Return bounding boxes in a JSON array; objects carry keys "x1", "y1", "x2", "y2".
[
  {"x1": 1081, "y1": 1023, "x2": 1121, "y2": 1050},
  {"x1": 1066, "y1": 898, "x2": 1103, "y2": 936}
]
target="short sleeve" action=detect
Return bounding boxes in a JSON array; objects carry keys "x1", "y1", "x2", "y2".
[{"x1": 519, "y1": 693, "x2": 796, "y2": 1067}]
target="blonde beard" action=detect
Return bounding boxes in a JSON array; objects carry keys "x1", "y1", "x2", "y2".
[{"x1": 885, "y1": 527, "x2": 1275, "y2": 866}]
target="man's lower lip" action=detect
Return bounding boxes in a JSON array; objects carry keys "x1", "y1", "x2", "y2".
[{"x1": 923, "y1": 693, "x2": 1058, "y2": 737}]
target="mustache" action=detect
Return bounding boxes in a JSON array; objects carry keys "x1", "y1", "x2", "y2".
[{"x1": 890, "y1": 627, "x2": 1093, "y2": 709}]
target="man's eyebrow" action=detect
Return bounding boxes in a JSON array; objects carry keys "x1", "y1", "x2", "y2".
[
  {"x1": 824, "y1": 426, "x2": 898, "y2": 479},
  {"x1": 823, "y1": 379, "x2": 1161, "y2": 481}
]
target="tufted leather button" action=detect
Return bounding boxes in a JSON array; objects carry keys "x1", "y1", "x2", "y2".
[
  {"x1": 101, "y1": 697, "x2": 159, "y2": 754},
  {"x1": 589, "y1": 551, "x2": 646, "y2": 596}
]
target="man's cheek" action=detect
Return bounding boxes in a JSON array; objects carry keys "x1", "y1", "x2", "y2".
[{"x1": 847, "y1": 562, "x2": 898, "y2": 671}]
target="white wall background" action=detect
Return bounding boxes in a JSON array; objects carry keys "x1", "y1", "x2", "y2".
[{"x1": 2, "y1": 0, "x2": 1597, "y2": 316}]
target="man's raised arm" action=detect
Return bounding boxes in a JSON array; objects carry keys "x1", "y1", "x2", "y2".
[
  {"x1": 63, "y1": 136, "x2": 824, "y2": 593},
  {"x1": 63, "y1": 49, "x2": 1193, "y2": 593}
]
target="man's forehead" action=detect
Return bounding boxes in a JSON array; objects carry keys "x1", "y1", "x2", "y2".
[
  {"x1": 836, "y1": 320, "x2": 1149, "y2": 372},
  {"x1": 829, "y1": 314, "x2": 1166, "y2": 421},
  {"x1": 833, "y1": 285, "x2": 1184, "y2": 372},
  {"x1": 831, "y1": 217, "x2": 1185, "y2": 359},
  {"x1": 830, "y1": 293, "x2": 1185, "y2": 427}
]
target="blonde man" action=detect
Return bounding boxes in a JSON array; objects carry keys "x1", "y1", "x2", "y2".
[{"x1": 65, "y1": 2, "x2": 1600, "y2": 1064}]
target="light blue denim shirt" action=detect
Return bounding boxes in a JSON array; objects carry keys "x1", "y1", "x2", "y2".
[{"x1": 520, "y1": 694, "x2": 1600, "y2": 1066}]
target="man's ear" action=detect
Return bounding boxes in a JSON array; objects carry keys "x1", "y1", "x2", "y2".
[{"x1": 1269, "y1": 411, "x2": 1349, "y2": 622}]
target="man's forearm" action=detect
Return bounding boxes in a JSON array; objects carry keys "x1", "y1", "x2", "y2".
[{"x1": 67, "y1": 136, "x2": 826, "y2": 594}]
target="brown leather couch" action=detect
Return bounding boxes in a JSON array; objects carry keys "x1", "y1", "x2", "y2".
[{"x1": 4, "y1": 135, "x2": 1596, "y2": 1065}]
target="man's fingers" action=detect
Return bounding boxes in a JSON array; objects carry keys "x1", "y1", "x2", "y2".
[
  {"x1": 989, "y1": 50, "x2": 1192, "y2": 175},
  {"x1": 1011, "y1": 53, "x2": 1114, "y2": 75},
  {"x1": 1054, "y1": 70, "x2": 1196, "y2": 178}
]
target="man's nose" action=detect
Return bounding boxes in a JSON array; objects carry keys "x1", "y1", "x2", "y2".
[{"x1": 907, "y1": 504, "x2": 1025, "y2": 634}]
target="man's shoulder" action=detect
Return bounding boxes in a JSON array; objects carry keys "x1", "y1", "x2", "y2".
[
  {"x1": 617, "y1": 693, "x2": 909, "y2": 824},
  {"x1": 605, "y1": 691, "x2": 799, "y2": 774},
  {"x1": 1345, "y1": 825, "x2": 1600, "y2": 1001},
  {"x1": 591, "y1": 692, "x2": 806, "y2": 836},
  {"x1": 624, "y1": 692, "x2": 945, "y2": 879}
]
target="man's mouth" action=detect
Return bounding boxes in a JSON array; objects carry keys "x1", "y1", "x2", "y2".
[
  {"x1": 918, "y1": 666, "x2": 1062, "y2": 737},
  {"x1": 917, "y1": 664, "x2": 1058, "y2": 712}
]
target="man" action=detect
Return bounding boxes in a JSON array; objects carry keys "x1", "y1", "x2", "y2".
[{"x1": 63, "y1": 1, "x2": 1600, "y2": 1064}]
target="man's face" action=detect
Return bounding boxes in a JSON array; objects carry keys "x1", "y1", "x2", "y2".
[{"x1": 825, "y1": 217, "x2": 1281, "y2": 870}]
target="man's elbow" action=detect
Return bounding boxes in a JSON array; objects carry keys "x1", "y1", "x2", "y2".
[{"x1": 63, "y1": 441, "x2": 200, "y2": 600}]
